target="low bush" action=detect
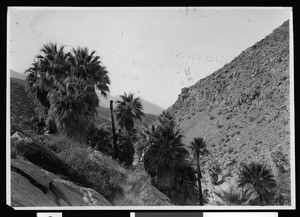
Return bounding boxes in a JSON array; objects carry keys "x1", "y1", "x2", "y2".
[
  {"x1": 58, "y1": 146, "x2": 127, "y2": 202},
  {"x1": 33, "y1": 134, "x2": 79, "y2": 154}
]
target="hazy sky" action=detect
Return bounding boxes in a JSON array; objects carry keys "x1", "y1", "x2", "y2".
[{"x1": 8, "y1": 7, "x2": 291, "y2": 108}]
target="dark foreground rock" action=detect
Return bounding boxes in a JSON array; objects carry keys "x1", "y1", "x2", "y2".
[
  {"x1": 50, "y1": 179, "x2": 112, "y2": 206},
  {"x1": 11, "y1": 171, "x2": 57, "y2": 207},
  {"x1": 11, "y1": 131, "x2": 72, "y2": 175},
  {"x1": 10, "y1": 158, "x2": 112, "y2": 207}
]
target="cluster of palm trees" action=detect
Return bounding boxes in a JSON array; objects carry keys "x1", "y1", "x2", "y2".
[
  {"x1": 214, "y1": 162, "x2": 278, "y2": 206},
  {"x1": 139, "y1": 111, "x2": 206, "y2": 205},
  {"x1": 26, "y1": 43, "x2": 110, "y2": 142}
]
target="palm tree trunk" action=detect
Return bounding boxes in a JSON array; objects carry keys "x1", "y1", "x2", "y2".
[
  {"x1": 196, "y1": 154, "x2": 204, "y2": 205},
  {"x1": 110, "y1": 100, "x2": 118, "y2": 160}
]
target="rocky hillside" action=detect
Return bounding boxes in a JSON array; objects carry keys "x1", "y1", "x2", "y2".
[
  {"x1": 169, "y1": 20, "x2": 290, "y2": 170},
  {"x1": 10, "y1": 78, "x2": 36, "y2": 130}
]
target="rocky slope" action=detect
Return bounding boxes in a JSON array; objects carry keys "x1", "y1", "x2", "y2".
[
  {"x1": 10, "y1": 131, "x2": 172, "y2": 207},
  {"x1": 168, "y1": 20, "x2": 290, "y2": 192},
  {"x1": 10, "y1": 77, "x2": 36, "y2": 130}
]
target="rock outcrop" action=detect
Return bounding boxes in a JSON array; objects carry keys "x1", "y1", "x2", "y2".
[
  {"x1": 11, "y1": 171, "x2": 57, "y2": 207},
  {"x1": 11, "y1": 131, "x2": 74, "y2": 175},
  {"x1": 11, "y1": 158, "x2": 113, "y2": 207},
  {"x1": 50, "y1": 179, "x2": 112, "y2": 206}
]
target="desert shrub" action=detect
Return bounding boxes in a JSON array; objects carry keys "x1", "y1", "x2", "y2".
[
  {"x1": 86, "y1": 123, "x2": 114, "y2": 157},
  {"x1": 248, "y1": 116, "x2": 256, "y2": 122},
  {"x1": 226, "y1": 114, "x2": 232, "y2": 120},
  {"x1": 58, "y1": 146, "x2": 126, "y2": 202},
  {"x1": 206, "y1": 159, "x2": 222, "y2": 185},
  {"x1": 240, "y1": 143, "x2": 246, "y2": 149},
  {"x1": 270, "y1": 148, "x2": 291, "y2": 205},
  {"x1": 33, "y1": 134, "x2": 79, "y2": 154},
  {"x1": 227, "y1": 147, "x2": 234, "y2": 154},
  {"x1": 213, "y1": 184, "x2": 258, "y2": 205},
  {"x1": 252, "y1": 146, "x2": 258, "y2": 153},
  {"x1": 21, "y1": 116, "x2": 47, "y2": 134}
]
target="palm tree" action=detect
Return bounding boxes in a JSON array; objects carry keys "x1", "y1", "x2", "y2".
[
  {"x1": 214, "y1": 184, "x2": 258, "y2": 205},
  {"x1": 170, "y1": 161, "x2": 198, "y2": 205},
  {"x1": 143, "y1": 124, "x2": 189, "y2": 190},
  {"x1": 116, "y1": 128, "x2": 137, "y2": 166},
  {"x1": 47, "y1": 77, "x2": 99, "y2": 143},
  {"x1": 26, "y1": 43, "x2": 69, "y2": 133},
  {"x1": 157, "y1": 111, "x2": 176, "y2": 128},
  {"x1": 189, "y1": 137, "x2": 209, "y2": 205},
  {"x1": 115, "y1": 92, "x2": 144, "y2": 132},
  {"x1": 86, "y1": 123, "x2": 113, "y2": 156},
  {"x1": 68, "y1": 47, "x2": 110, "y2": 98},
  {"x1": 238, "y1": 162, "x2": 277, "y2": 205},
  {"x1": 25, "y1": 43, "x2": 111, "y2": 140}
]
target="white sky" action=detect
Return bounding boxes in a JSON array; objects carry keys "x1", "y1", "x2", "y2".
[{"x1": 8, "y1": 7, "x2": 291, "y2": 108}]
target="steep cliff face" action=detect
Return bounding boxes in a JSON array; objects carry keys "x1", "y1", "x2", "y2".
[{"x1": 168, "y1": 21, "x2": 290, "y2": 169}]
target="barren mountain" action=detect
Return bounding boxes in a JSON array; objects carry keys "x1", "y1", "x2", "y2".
[{"x1": 168, "y1": 20, "x2": 290, "y2": 170}]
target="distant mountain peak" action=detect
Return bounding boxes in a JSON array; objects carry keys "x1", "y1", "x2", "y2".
[
  {"x1": 98, "y1": 93, "x2": 164, "y2": 116},
  {"x1": 10, "y1": 69, "x2": 26, "y2": 80}
]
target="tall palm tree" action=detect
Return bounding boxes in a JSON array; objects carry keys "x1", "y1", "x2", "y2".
[
  {"x1": 143, "y1": 124, "x2": 189, "y2": 190},
  {"x1": 238, "y1": 162, "x2": 277, "y2": 205},
  {"x1": 115, "y1": 92, "x2": 144, "y2": 133},
  {"x1": 189, "y1": 137, "x2": 209, "y2": 205},
  {"x1": 26, "y1": 43, "x2": 69, "y2": 133},
  {"x1": 47, "y1": 77, "x2": 99, "y2": 143}
]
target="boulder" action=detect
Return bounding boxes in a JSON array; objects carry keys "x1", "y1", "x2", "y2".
[
  {"x1": 11, "y1": 131, "x2": 74, "y2": 175},
  {"x1": 11, "y1": 171, "x2": 57, "y2": 207},
  {"x1": 50, "y1": 179, "x2": 113, "y2": 206},
  {"x1": 10, "y1": 158, "x2": 113, "y2": 207},
  {"x1": 11, "y1": 158, "x2": 59, "y2": 193}
]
